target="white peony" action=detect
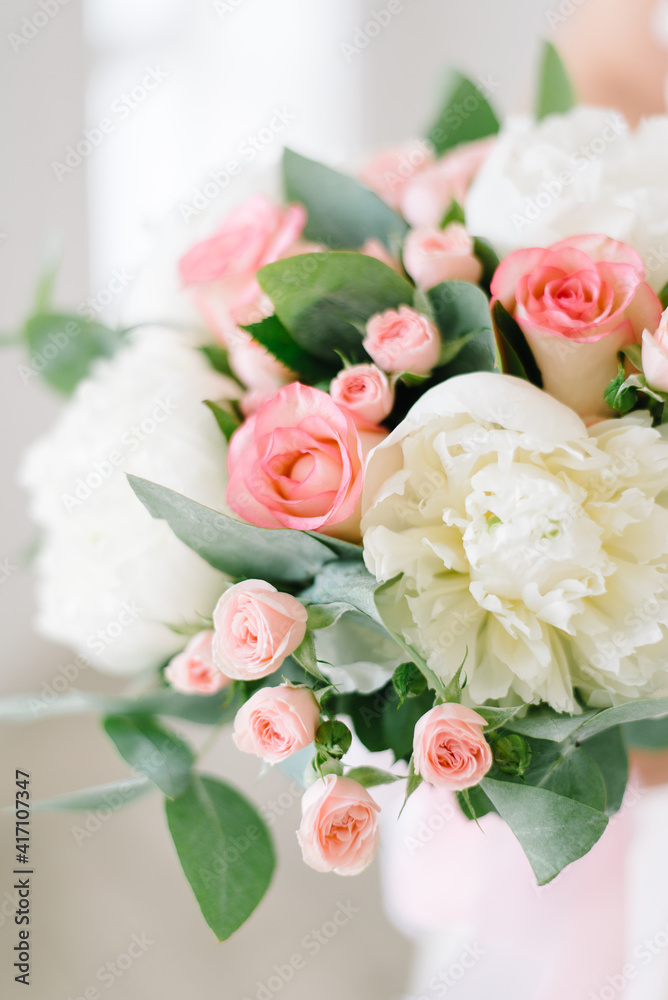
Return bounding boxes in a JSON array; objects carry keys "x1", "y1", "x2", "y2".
[
  {"x1": 21, "y1": 327, "x2": 238, "y2": 675},
  {"x1": 361, "y1": 372, "x2": 668, "y2": 712},
  {"x1": 466, "y1": 107, "x2": 668, "y2": 290}
]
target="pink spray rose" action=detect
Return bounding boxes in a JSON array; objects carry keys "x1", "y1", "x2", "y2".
[
  {"x1": 363, "y1": 306, "x2": 440, "y2": 374},
  {"x1": 212, "y1": 580, "x2": 307, "y2": 680},
  {"x1": 491, "y1": 234, "x2": 662, "y2": 419},
  {"x1": 403, "y1": 223, "x2": 482, "y2": 289},
  {"x1": 164, "y1": 630, "x2": 229, "y2": 696},
  {"x1": 413, "y1": 703, "x2": 493, "y2": 790},
  {"x1": 330, "y1": 364, "x2": 394, "y2": 424},
  {"x1": 297, "y1": 774, "x2": 381, "y2": 876},
  {"x1": 178, "y1": 195, "x2": 306, "y2": 341},
  {"x1": 400, "y1": 137, "x2": 495, "y2": 228},
  {"x1": 233, "y1": 685, "x2": 320, "y2": 763},
  {"x1": 227, "y1": 383, "x2": 384, "y2": 541},
  {"x1": 642, "y1": 308, "x2": 668, "y2": 392},
  {"x1": 359, "y1": 141, "x2": 434, "y2": 210}
]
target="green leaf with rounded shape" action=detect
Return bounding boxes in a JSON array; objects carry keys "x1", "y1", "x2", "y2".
[
  {"x1": 472, "y1": 236, "x2": 500, "y2": 290},
  {"x1": 257, "y1": 252, "x2": 415, "y2": 366},
  {"x1": 199, "y1": 344, "x2": 243, "y2": 386},
  {"x1": 0, "y1": 686, "x2": 243, "y2": 726},
  {"x1": 345, "y1": 766, "x2": 403, "y2": 788},
  {"x1": 537, "y1": 746, "x2": 607, "y2": 812},
  {"x1": 475, "y1": 706, "x2": 523, "y2": 730},
  {"x1": 165, "y1": 774, "x2": 275, "y2": 941},
  {"x1": 575, "y1": 697, "x2": 668, "y2": 741},
  {"x1": 103, "y1": 715, "x2": 194, "y2": 799},
  {"x1": 299, "y1": 560, "x2": 383, "y2": 626},
  {"x1": 241, "y1": 314, "x2": 332, "y2": 383},
  {"x1": 504, "y1": 704, "x2": 599, "y2": 743},
  {"x1": 456, "y1": 785, "x2": 495, "y2": 821},
  {"x1": 481, "y1": 777, "x2": 608, "y2": 884},
  {"x1": 24, "y1": 313, "x2": 123, "y2": 395},
  {"x1": 427, "y1": 72, "x2": 500, "y2": 155},
  {"x1": 623, "y1": 716, "x2": 668, "y2": 749},
  {"x1": 283, "y1": 148, "x2": 408, "y2": 250},
  {"x1": 425, "y1": 282, "x2": 496, "y2": 377},
  {"x1": 491, "y1": 300, "x2": 543, "y2": 384},
  {"x1": 30, "y1": 776, "x2": 153, "y2": 812},
  {"x1": 392, "y1": 662, "x2": 428, "y2": 707},
  {"x1": 128, "y1": 475, "x2": 344, "y2": 585},
  {"x1": 535, "y1": 41, "x2": 576, "y2": 121},
  {"x1": 582, "y1": 727, "x2": 628, "y2": 816},
  {"x1": 316, "y1": 719, "x2": 352, "y2": 758}
]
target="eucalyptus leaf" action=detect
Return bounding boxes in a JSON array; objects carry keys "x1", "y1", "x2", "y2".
[
  {"x1": 283, "y1": 148, "x2": 408, "y2": 250},
  {"x1": 31, "y1": 776, "x2": 153, "y2": 812},
  {"x1": 165, "y1": 774, "x2": 275, "y2": 940},
  {"x1": 575, "y1": 697, "x2": 668, "y2": 741},
  {"x1": 427, "y1": 72, "x2": 500, "y2": 155},
  {"x1": 505, "y1": 704, "x2": 599, "y2": 743},
  {"x1": 346, "y1": 766, "x2": 403, "y2": 788},
  {"x1": 204, "y1": 399, "x2": 240, "y2": 442},
  {"x1": 128, "y1": 475, "x2": 342, "y2": 585},
  {"x1": 491, "y1": 300, "x2": 542, "y2": 384},
  {"x1": 535, "y1": 41, "x2": 576, "y2": 121},
  {"x1": 291, "y1": 631, "x2": 330, "y2": 685},
  {"x1": 299, "y1": 561, "x2": 383, "y2": 626},
  {"x1": 582, "y1": 727, "x2": 628, "y2": 815},
  {"x1": 103, "y1": 715, "x2": 194, "y2": 798},
  {"x1": 257, "y1": 252, "x2": 414, "y2": 366},
  {"x1": 24, "y1": 313, "x2": 123, "y2": 395},
  {"x1": 242, "y1": 314, "x2": 331, "y2": 383},
  {"x1": 481, "y1": 777, "x2": 608, "y2": 884}
]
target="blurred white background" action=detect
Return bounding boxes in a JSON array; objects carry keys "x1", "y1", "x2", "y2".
[{"x1": 0, "y1": 1, "x2": 560, "y2": 997}]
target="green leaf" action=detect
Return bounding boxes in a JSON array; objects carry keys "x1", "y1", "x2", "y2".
[
  {"x1": 658, "y1": 280, "x2": 668, "y2": 311},
  {"x1": 242, "y1": 314, "x2": 331, "y2": 383},
  {"x1": 199, "y1": 344, "x2": 243, "y2": 386},
  {"x1": 425, "y1": 281, "x2": 495, "y2": 372},
  {"x1": 128, "y1": 475, "x2": 342, "y2": 585},
  {"x1": 257, "y1": 252, "x2": 414, "y2": 366},
  {"x1": 427, "y1": 72, "x2": 500, "y2": 155},
  {"x1": 472, "y1": 236, "x2": 500, "y2": 290},
  {"x1": 582, "y1": 727, "x2": 628, "y2": 815},
  {"x1": 315, "y1": 719, "x2": 352, "y2": 759},
  {"x1": 535, "y1": 41, "x2": 576, "y2": 121},
  {"x1": 489, "y1": 733, "x2": 533, "y2": 777},
  {"x1": 440, "y1": 199, "x2": 466, "y2": 228},
  {"x1": 575, "y1": 697, "x2": 668, "y2": 741},
  {"x1": 299, "y1": 561, "x2": 384, "y2": 626},
  {"x1": 623, "y1": 717, "x2": 668, "y2": 749},
  {"x1": 456, "y1": 785, "x2": 495, "y2": 821},
  {"x1": 283, "y1": 148, "x2": 408, "y2": 250},
  {"x1": 481, "y1": 777, "x2": 608, "y2": 884},
  {"x1": 337, "y1": 680, "x2": 435, "y2": 763},
  {"x1": 604, "y1": 364, "x2": 638, "y2": 415},
  {"x1": 491, "y1": 300, "x2": 542, "y2": 385},
  {"x1": 392, "y1": 662, "x2": 427, "y2": 707},
  {"x1": 0, "y1": 686, "x2": 242, "y2": 726},
  {"x1": 103, "y1": 715, "x2": 194, "y2": 798},
  {"x1": 505, "y1": 704, "x2": 599, "y2": 743},
  {"x1": 345, "y1": 766, "x2": 403, "y2": 788},
  {"x1": 165, "y1": 774, "x2": 275, "y2": 940},
  {"x1": 400, "y1": 756, "x2": 423, "y2": 814},
  {"x1": 23, "y1": 313, "x2": 123, "y2": 394},
  {"x1": 204, "y1": 399, "x2": 240, "y2": 442},
  {"x1": 291, "y1": 631, "x2": 330, "y2": 685},
  {"x1": 535, "y1": 745, "x2": 607, "y2": 812},
  {"x1": 475, "y1": 706, "x2": 523, "y2": 730},
  {"x1": 31, "y1": 776, "x2": 153, "y2": 812},
  {"x1": 373, "y1": 576, "x2": 448, "y2": 698}
]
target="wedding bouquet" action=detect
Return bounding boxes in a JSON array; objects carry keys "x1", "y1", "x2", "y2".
[{"x1": 11, "y1": 43, "x2": 668, "y2": 940}]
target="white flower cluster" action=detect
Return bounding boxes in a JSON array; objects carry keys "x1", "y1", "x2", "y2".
[
  {"x1": 362, "y1": 373, "x2": 668, "y2": 712},
  {"x1": 21, "y1": 327, "x2": 237, "y2": 674}
]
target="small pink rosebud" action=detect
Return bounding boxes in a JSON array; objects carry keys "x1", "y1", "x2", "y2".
[
  {"x1": 164, "y1": 630, "x2": 230, "y2": 695},
  {"x1": 363, "y1": 305, "x2": 440, "y2": 375},
  {"x1": 413, "y1": 703, "x2": 493, "y2": 790},
  {"x1": 297, "y1": 774, "x2": 381, "y2": 876},
  {"x1": 212, "y1": 580, "x2": 307, "y2": 680},
  {"x1": 330, "y1": 364, "x2": 394, "y2": 424},
  {"x1": 403, "y1": 223, "x2": 482, "y2": 290},
  {"x1": 642, "y1": 309, "x2": 668, "y2": 392},
  {"x1": 233, "y1": 685, "x2": 320, "y2": 763}
]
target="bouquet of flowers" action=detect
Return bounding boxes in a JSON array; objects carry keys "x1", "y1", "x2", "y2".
[{"x1": 10, "y1": 42, "x2": 668, "y2": 940}]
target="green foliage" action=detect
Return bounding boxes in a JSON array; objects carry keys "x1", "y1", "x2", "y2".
[
  {"x1": 535, "y1": 41, "x2": 576, "y2": 121},
  {"x1": 491, "y1": 301, "x2": 543, "y2": 384},
  {"x1": 427, "y1": 72, "x2": 500, "y2": 155},
  {"x1": 103, "y1": 715, "x2": 194, "y2": 798}
]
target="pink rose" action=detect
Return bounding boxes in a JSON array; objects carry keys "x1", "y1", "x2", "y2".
[
  {"x1": 330, "y1": 364, "x2": 394, "y2": 424},
  {"x1": 363, "y1": 306, "x2": 440, "y2": 374},
  {"x1": 178, "y1": 196, "x2": 306, "y2": 341},
  {"x1": 403, "y1": 223, "x2": 483, "y2": 289},
  {"x1": 491, "y1": 234, "x2": 663, "y2": 419},
  {"x1": 642, "y1": 309, "x2": 668, "y2": 392},
  {"x1": 297, "y1": 774, "x2": 381, "y2": 876},
  {"x1": 227, "y1": 383, "x2": 381, "y2": 540},
  {"x1": 233, "y1": 685, "x2": 320, "y2": 763},
  {"x1": 164, "y1": 630, "x2": 229, "y2": 695},
  {"x1": 400, "y1": 138, "x2": 495, "y2": 228},
  {"x1": 212, "y1": 580, "x2": 307, "y2": 680},
  {"x1": 413, "y1": 703, "x2": 492, "y2": 790},
  {"x1": 359, "y1": 141, "x2": 434, "y2": 210}
]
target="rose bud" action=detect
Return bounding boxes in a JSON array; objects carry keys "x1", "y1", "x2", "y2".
[
  {"x1": 212, "y1": 580, "x2": 307, "y2": 680},
  {"x1": 413, "y1": 703, "x2": 493, "y2": 790},
  {"x1": 403, "y1": 223, "x2": 483, "y2": 290},
  {"x1": 297, "y1": 774, "x2": 381, "y2": 876},
  {"x1": 330, "y1": 364, "x2": 394, "y2": 424},
  {"x1": 164, "y1": 630, "x2": 230, "y2": 695},
  {"x1": 363, "y1": 306, "x2": 440, "y2": 375},
  {"x1": 642, "y1": 309, "x2": 668, "y2": 392},
  {"x1": 233, "y1": 685, "x2": 320, "y2": 763}
]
